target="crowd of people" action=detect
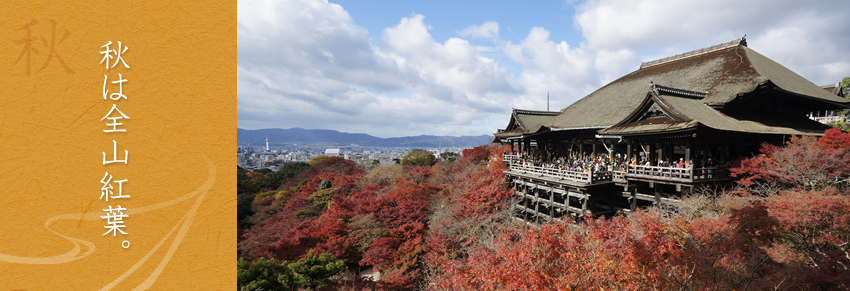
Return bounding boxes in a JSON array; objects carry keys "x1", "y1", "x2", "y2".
[
  {"x1": 508, "y1": 151, "x2": 705, "y2": 174},
  {"x1": 510, "y1": 152, "x2": 629, "y2": 173}
]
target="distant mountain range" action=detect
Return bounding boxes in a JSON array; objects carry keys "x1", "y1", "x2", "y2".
[{"x1": 237, "y1": 128, "x2": 494, "y2": 148}]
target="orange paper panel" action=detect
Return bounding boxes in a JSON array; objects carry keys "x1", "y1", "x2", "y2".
[{"x1": 0, "y1": 0, "x2": 236, "y2": 289}]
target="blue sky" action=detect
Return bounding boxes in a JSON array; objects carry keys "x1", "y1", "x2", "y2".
[
  {"x1": 332, "y1": 0, "x2": 582, "y2": 78},
  {"x1": 333, "y1": 0, "x2": 580, "y2": 45},
  {"x1": 237, "y1": 0, "x2": 850, "y2": 138}
]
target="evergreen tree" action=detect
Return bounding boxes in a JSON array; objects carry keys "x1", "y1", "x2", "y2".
[{"x1": 287, "y1": 249, "x2": 346, "y2": 291}]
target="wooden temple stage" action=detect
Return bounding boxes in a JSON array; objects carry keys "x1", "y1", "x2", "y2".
[{"x1": 494, "y1": 37, "x2": 850, "y2": 223}]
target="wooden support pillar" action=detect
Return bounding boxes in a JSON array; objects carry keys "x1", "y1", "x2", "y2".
[
  {"x1": 656, "y1": 143, "x2": 663, "y2": 165},
  {"x1": 649, "y1": 143, "x2": 657, "y2": 166},
  {"x1": 579, "y1": 143, "x2": 584, "y2": 157},
  {"x1": 560, "y1": 141, "x2": 566, "y2": 157},
  {"x1": 550, "y1": 186, "x2": 555, "y2": 220},
  {"x1": 524, "y1": 139, "x2": 530, "y2": 156},
  {"x1": 540, "y1": 138, "x2": 546, "y2": 160},
  {"x1": 685, "y1": 141, "x2": 692, "y2": 164},
  {"x1": 581, "y1": 190, "x2": 588, "y2": 212},
  {"x1": 592, "y1": 141, "x2": 598, "y2": 159},
  {"x1": 631, "y1": 187, "x2": 638, "y2": 212},
  {"x1": 523, "y1": 182, "x2": 529, "y2": 221},
  {"x1": 667, "y1": 143, "x2": 674, "y2": 161},
  {"x1": 534, "y1": 184, "x2": 540, "y2": 224},
  {"x1": 517, "y1": 140, "x2": 521, "y2": 155},
  {"x1": 655, "y1": 184, "x2": 662, "y2": 205},
  {"x1": 627, "y1": 142, "x2": 633, "y2": 163},
  {"x1": 693, "y1": 143, "x2": 700, "y2": 166},
  {"x1": 562, "y1": 141, "x2": 567, "y2": 157},
  {"x1": 510, "y1": 181, "x2": 518, "y2": 217}
]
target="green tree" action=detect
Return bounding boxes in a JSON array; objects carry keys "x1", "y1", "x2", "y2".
[
  {"x1": 237, "y1": 193, "x2": 256, "y2": 225},
  {"x1": 317, "y1": 179, "x2": 332, "y2": 190},
  {"x1": 238, "y1": 250, "x2": 345, "y2": 291},
  {"x1": 308, "y1": 156, "x2": 330, "y2": 166},
  {"x1": 287, "y1": 249, "x2": 346, "y2": 291},
  {"x1": 368, "y1": 159, "x2": 380, "y2": 170},
  {"x1": 237, "y1": 166, "x2": 253, "y2": 194},
  {"x1": 271, "y1": 162, "x2": 310, "y2": 181},
  {"x1": 400, "y1": 149, "x2": 436, "y2": 166},
  {"x1": 237, "y1": 257, "x2": 295, "y2": 291},
  {"x1": 245, "y1": 171, "x2": 274, "y2": 192},
  {"x1": 439, "y1": 151, "x2": 459, "y2": 162}
]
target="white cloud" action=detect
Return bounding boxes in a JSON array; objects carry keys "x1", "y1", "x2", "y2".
[
  {"x1": 749, "y1": 12, "x2": 850, "y2": 85},
  {"x1": 573, "y1": 0, "x2": 850, "y2": 84},
  {"x1": 238, "y1": 0, "x2": 524, "y2": 137},
  {"x1": 511, "y1": 27, "x2": 600, "y2": 109},
  {"x1": 237, "y1": 0, "x2": 850, "y2": 138},
  {"x1": 594, "y1": 49, "x2": 639, "y2": 84},
  {"x1": 500, "y1": 41, "x2": 526, "y2": 66},
  {"x1": 459, "y1": 21, "x2": 499, "y2": 40}
]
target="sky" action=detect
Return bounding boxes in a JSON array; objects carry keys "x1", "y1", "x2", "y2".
[{"x1": 237, "y1": 0, "x2": 850, "y2": 138}]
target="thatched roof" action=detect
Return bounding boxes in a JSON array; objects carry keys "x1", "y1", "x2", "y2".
[
  {"x1": 550, "y1": 39, "x2": 849, "y2": 131},
  {"x1": 600, "y1": 89, "x2": 831, "y2": 136},
  {"x1": 494, "y1": 109, "x2": 558, "y2": 138},
  {"x1": 821, "y1": 82, "x2": 845, "y2": 97}
]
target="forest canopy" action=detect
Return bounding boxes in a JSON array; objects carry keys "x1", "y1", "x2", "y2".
[{"x1": 237, "y1": 131, "x2": 850, "y2": 290}]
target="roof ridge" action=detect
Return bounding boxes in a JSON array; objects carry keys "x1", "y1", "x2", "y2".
[
  {"x1": 648, "y1": 82, "x2": 708, "y2": 98},
  {"x1": 513, "y1": 108, "x2": 560, "y2": 116},
  {"x1": 640, "y1": 36, "x2": 747, "y2": 69},
  {"x1": 820, "y1": 82, "x2": 840, "y2": 89}
]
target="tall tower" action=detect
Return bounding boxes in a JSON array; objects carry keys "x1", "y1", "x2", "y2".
[{"x1": 265, "y1": 137, "x2": 269, "y2": 151}]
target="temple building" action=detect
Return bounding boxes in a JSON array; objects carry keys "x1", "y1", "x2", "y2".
[
  {"x1": 494, "y1": 37, "x2": 850, "y2": 223},
  {"x1": 809, "y1": 82, "x2": 848, "y2": 124}
]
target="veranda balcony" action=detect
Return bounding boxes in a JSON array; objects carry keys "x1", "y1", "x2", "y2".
[{"x1": 504, "y1": 154, "x2": 730, "y2": 184}]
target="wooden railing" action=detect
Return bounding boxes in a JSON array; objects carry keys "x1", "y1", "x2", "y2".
[
  {"x1": 510, "y1": 163, "x2": 596, "y2": 183},
  {"x1": 504, "y1": 154, "x2": 609, "y2": 184},
  {"x1": 505, "y1": 154, "x2": 730, "y2": 184},
  {"x1": 503, "y1": 154, "x2": 520, "y2": 165},
  {"x1": 626, "y1": 164, "x2": 729, "y2": 182},
  {"x1": 628, "y1": 165, "x2": 692, "y2": 181},
  {"x1": 612, "y1": 170, "x2": 627, "y2": 183},
  {"x1": 690, "y1": 166, "x2": 730, "y2": 181}
]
